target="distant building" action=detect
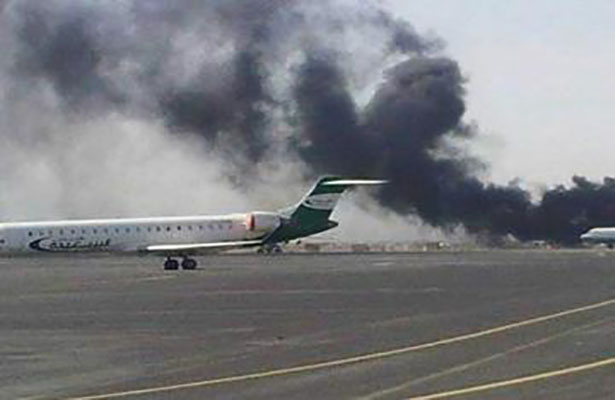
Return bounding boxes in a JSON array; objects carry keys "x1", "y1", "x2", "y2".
[
  {"x1": 303, "y1": 243, "x2": 322, "y2": 253},
  {"x1": 351, "y1": 244, "x2": 370, "y2": 253},
  {"x1": 421, "y1": 241, "x2": 449, "y2": 251}
]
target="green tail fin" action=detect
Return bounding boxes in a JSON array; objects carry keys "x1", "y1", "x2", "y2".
[{"x1": 268, "y1": 176, "x2": 385, "y2": 243}]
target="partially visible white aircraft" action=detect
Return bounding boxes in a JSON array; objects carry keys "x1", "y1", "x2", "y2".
[
  {"x1": 0, "y1": 177, "x2": 385, "y2": 269},
  {"x1": 580, "y1": 227, "x2": 615, "y2": 248}
]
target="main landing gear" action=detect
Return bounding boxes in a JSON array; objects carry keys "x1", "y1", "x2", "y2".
[
  {"x1": 257, "y1": 244, "x2": 283, "y2": 254},
  {"x1": 164, "y1": 257, "x2": 197, "y2": 270}
]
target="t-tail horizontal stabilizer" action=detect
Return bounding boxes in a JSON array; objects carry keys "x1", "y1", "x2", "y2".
[
  {"x1": 269, "y1": 176, "x2": 386, "y2": 243},
  {"x1": 321, "y1": 179, "x2": 388, "y2": 186}
]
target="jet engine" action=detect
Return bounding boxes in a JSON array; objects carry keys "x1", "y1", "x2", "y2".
[{"x1": 244, "y1": 212, "x2": 281, "y2": 233}]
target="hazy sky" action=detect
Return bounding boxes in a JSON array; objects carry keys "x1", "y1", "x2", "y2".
[{"x1": 387, "y1": 0, "x2": 615, "y2": 188}]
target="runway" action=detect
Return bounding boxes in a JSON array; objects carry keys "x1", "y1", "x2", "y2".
[{"x1": 2, "y1": 251, "x2": 615, "y2": 399}]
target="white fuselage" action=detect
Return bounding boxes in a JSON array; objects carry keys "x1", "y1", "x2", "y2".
[
  {"x1": 0, "y1": 213, "x2": 275, "y2": 255},
  {"x1": 580, "y1": 227, "x2": 615, "y2": 245},
  {"x1": 0, "y1": 178, "x2": 385, "y2": 267}
]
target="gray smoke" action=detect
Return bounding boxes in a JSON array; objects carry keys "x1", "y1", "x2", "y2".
[
  {"x1": 1, "y1": 0, "x2": 607, "y2": 244},
  {"x1": 0, "y1": 0, "x2": 429, "y2": 222}
]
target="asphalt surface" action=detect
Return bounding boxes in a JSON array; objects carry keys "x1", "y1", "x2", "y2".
[{"x1": 1, "y1": 250, "x2": 615, "y2": 400}]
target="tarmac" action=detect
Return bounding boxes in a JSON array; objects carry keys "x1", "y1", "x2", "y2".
[{"x1": 1, "y1": 250, "x2": 615, "y2": 399}]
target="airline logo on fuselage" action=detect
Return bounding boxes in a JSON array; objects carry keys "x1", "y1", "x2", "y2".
[{"x1": 29, "y1": 237, "x2": 111, "y2": 252}]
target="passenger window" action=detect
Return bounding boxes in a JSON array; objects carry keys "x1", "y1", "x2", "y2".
[
  {"x1": 28, "y1": 232, "x2": 33, "y2": 237},
  {"x1": 166, "y1": 226, "x2": 171, "y2": 231},
  {"x1": 188, "y1": 226, "x2": 192, "y2": 231},
  {"x1": 104, "y1": 228, "x2": 109, "y2": 234},
  {"x1": 93, "y1": 229, "x2": 98, "y2": 234},
  {"x1": 147, "y1": 227, "x2": 152, "y2": 232},
  {"x1": 39, "y1": 231, "x2": 45, "y2": 236},
  {"x1": 177, "y1": 226, "x2": 181, "y2": 231},
  {"x1": 199, "y1": 225, "x2": 203, "y2": 230},
  {"x1": 156, "y1": 226, "x2": 161, "y2": 232},
  {"x1": 125, "y1": 228, "x2": 130, "y2": 233},
  {"x1": 59, "y1": 229, "x2": 64, "y2": 235}
]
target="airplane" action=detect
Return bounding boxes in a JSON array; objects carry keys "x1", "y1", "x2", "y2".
[
  {"x1": 0, "y1": 177, "x2": 385, "y2": 269},
  {"x1": 580, "y1": 227, "x2": 615, "y2": 248}
]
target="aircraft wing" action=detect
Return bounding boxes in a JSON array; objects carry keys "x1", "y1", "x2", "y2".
[{"x1": 145, "y1": 240, "x2": 263, "y2": 255}]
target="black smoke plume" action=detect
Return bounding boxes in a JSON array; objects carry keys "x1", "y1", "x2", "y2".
[{"x1": 2, "y1": 0, "x2": 613, "y2": 244}]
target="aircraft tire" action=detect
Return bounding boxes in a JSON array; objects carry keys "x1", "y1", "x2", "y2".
[
  {"x1": 181, "y1": 258, "x2": 197, "y2": 270},
  {"x1": 164, "y1": 258, "x2": 179, "y2": 270}
]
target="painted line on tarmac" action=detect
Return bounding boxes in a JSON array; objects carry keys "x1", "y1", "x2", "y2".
[
  {"x1": 406, "y1": 356, "x2": 615, "y2": 399},
  {"x1": 67, "y1": 297, "x2": 615, "y2": 400},
  {"x1": 361, "y1": 317, "x2": 613, "y2": 399}
]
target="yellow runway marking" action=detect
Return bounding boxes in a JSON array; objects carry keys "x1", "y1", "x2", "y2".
[
  {"x1": 361, "y1": 317, "x2": 613, "y2": 399},
  {"x1": 407, "y1": 357, "x2": 615, "y2": 399},
  {"x1": 68, "y1": 297, "x2": 615, "y2": 400}
]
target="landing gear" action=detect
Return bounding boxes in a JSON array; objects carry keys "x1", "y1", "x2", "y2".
[
  {"x1": 257, "y1": 244, "x2": 283, "y2": 254},
  {"x1": 181, "y1": 257, "x2": 198, "y2": 270},
  {"x1": 164, "y1": 257, "x2": 179, "y2": 270},
  {"x1": 163, "y1": 257, "x2": 197, "y2": 270}
]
